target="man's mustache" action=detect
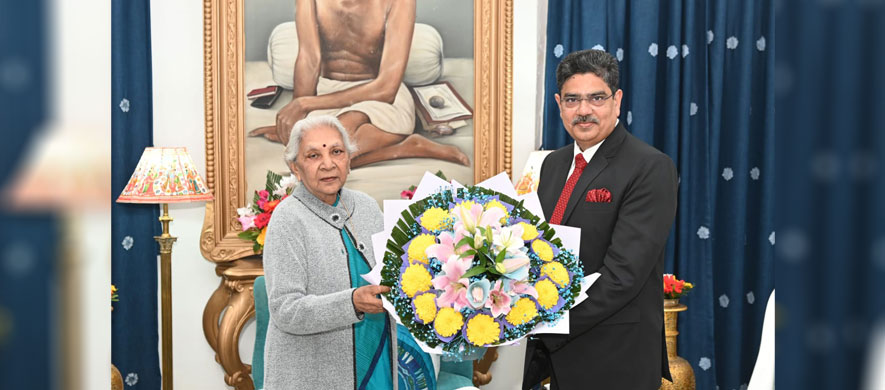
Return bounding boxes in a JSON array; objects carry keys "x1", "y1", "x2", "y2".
[{"x1": 572, "y1": 115, "x2": 600, "y2": 125}]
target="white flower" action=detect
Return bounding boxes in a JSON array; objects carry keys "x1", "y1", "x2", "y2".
[
  {"x1": 750, "y1": 167, "x2": 760, "y2": 180},
  {"x1": 727, "y1": 36, "x2": 739, "y2": 49},
  {"x1": 553, "y1": 44, "x2": 564, "y2": 58},
  {"x1": 682, "y1": 44, "x2": 690, "y2": 58},
  {"x1": 591, "y1": 44, "x2": 604, "y2": 51},
  {"x1": 666, "y1": 45, "x2": 678, "y2": 59},
  {"x1": 648, "y1": 43, "x2": 658, "y2": 57},
  {"x1": 756, "y1": 36, "x2": 766, "y2": 51},
  {"x1": 722, "y1": 167, "x2": 734, "y2": 181},
  {"x1": 719, "y1": 294, "x2": 730, "y2": 308},
  {"x1": 627, "y1": 111, "x2": 633, "y2": 125},
  {"x1": 119, "y1": 98, "x2": 130, "y2": 113},
  {"x1": 698, "y1": 357, "x2": 712, "y2": 371},
  {"x1": 769, "y1": 231, "x2": 775, "y2": 245},
  {"x1": 122, "y1": 236, "x2": 134, "y2": 251},
  {"x1": 690, "y1": 102, "x2": 698, "y2": 116},
  {"x1": 125, "y1": 372, "x2": 139, "y2": 386},
  {"x1": 707, "y1": 30, "x2": 714, "y2": 44},
  {"x1": 236, "y1": 207, "x2": 255, "y2": 218},
  {"x1": 273, "y1": 175, "x2": 298, "y2": 196},
  {"x1": 697, "y1": 226, "x2": 710, "y2": 239},
  {"x1": 616, "y1": 48, "x2": 624, "y2": 61},
  {"x1": 492, "y1": 225, "x2": 525, "y2": 255},
  {"x1": 746, "y1": 291, "x2": 755, "y2": 304}
]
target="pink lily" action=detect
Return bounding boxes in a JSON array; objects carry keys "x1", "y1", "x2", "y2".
[
  {"x1": 485, "y1": 280, "x2": 513, "y2": 317},
  {"x1": 432, "y1": 256, "x2": 472, "y2": 310},
  {"x1": 427, "y1": 232, "x2": 455, "y2": 263}
]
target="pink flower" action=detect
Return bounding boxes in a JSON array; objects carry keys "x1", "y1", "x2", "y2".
[
  {"x1": 427, "y1": 232, "x2": 456, "y2": 263},
  {"x1": 237, "y1": 215, "x2": 256, "y2": 231},
  {"x1": 432, "y1": 256, "x2": 472, "y2": 310},
  {"x1": 258, "y1": 190, "x2": 270, "y2": 200},
  {"x1": 400, "y1": 189, "x2": 415, "y2": 200},
  {"x1": 485, "y1": 280, "x2": 513, "y2": 317},
  {"x1": 510, "y1": 281, "x2": 538, "y2": 299}
]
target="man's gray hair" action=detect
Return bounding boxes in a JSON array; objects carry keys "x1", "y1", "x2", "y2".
[{"x1": 283, "y1": 115, "x2": 358, "y2": 162}]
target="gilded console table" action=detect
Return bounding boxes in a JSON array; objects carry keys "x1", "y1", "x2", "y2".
[{"x1": 202, "y1": 258, "x2": 263, "y2": 390}]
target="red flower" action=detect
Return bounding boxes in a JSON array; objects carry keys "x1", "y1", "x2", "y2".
[
  {"x1": 253, "y1": 212, "x2": 271, "y2": 229},
  {"x1": 262, "y1": 199, "x2": 281, "y2": 213},
  {"x1": 401, "y1": 189, "x2": 415, "y2": 200}
]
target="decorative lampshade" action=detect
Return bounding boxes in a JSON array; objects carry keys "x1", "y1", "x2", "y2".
[{"x1": 117, "y1": 147, "x2": 213, "y2": 203}]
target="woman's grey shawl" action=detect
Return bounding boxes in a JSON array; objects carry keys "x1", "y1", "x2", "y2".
[{"x1": 262, "y1": 184, "x2": 396, "y2": 390}]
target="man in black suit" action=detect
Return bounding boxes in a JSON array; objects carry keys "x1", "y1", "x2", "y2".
[{"x1": 523, "y1": 49, "x2": 677, "y2": 389}]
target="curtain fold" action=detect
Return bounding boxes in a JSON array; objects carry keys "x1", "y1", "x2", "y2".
[
  {"x1": 111, "y1": 0, "x2": 161, "y2": 388},
  {"x1": 543, "y1": 1, "x2": 774, "y2": 389}
]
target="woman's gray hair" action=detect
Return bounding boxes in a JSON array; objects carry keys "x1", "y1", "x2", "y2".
[{"x1": 283, "y1": 115, "x2": 358, "y2": 162}]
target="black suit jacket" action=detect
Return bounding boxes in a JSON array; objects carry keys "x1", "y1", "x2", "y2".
[{"x1": 523, "y1": 123, "x2": 677, "y2": 389}]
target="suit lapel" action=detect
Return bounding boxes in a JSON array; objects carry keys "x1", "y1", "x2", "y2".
[
  {"x1": 560, "y1": 123, "x2": 628, "y2": 223},
  {"x1": 541, "y1": 148, "x2": 573, "y2": 218}
]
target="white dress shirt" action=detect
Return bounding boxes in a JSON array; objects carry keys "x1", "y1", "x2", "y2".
[{"x1": 566, "y1": 119, "x2": 617, "y2": 177}]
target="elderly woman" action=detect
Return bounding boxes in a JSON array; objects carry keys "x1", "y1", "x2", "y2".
[{"x1": 262, "y1": 115, "x2": 395, "y2": 390}]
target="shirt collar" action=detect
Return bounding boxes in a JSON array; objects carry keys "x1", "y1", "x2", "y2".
[{"x1": 572, "y1": 119, "x2": 617, "y2": 163}]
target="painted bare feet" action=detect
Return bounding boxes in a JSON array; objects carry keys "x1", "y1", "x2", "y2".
[
  {"x1": 401, "y1": 134, "x2": 470, "y2": 166},
  {"x1": 248, "y1": 125, "x2": 283, "y2": 143}
]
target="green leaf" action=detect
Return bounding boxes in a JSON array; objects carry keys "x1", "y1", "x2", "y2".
[
  {"x1": 460, "y1": 249, "x2": 477, "y2": 257},
  {"x1": 461, "y1": 265, "x2": 486, "y2": 279},
  {"x1": 455, "y1": 236, "x2": 474, "y2": 250},
  {"x1": 434, "y1": 170, "x2": 448, "y2": 181},
  {"x1": 495, "y1": 248, "x2": 507, "y2": 263},
  {"x1": 265, "y1": 170, "x2": 283, "y2": 192}
]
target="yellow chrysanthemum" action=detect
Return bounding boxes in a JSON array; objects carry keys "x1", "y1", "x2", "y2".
[
  {"x1": 413, "y1": 292, "x2": 438, "y2": 324},
  {"x1": 518, "y1": 222, "x2": 540, "y2": 241},
  {"x1": 484, "y1": 199, "x2": 509, "y2": 222},
  {"x1": 465, "y1": 313, "x2": 501, "y2": 346},
  {"x1": 434, "y1": 307, "x2": 464, "y2": 338},
  {"x1": 505, "y1": 297, "x2": 539, "y2": 326},
  {"x1": 540, "y1": 262, "x2": 570, "y2": 287},
  {"x1": 407, "y1": 234, "x2": 437, "y2": 264},
  {"x1": 455, "y1": 200, "x2": 478, "y2": 210},
  {"x1": 256, "y1": 227, "x2": 267, "y2": 246},
  {"x1": 401, "y1": 264, "x2": 433, "y2": 298},
  {"x1": 420, "y1": 207, "x2": 451, "y2": 231},
  {"x1": 535, "y1": 279, "x2": 559, "y2": 309},
  {"x1": 531, "y1": 239, "x2": 554, "y2": 262}
]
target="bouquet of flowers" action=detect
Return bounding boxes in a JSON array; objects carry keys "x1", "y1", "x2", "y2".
[
  {"x1": 236, "y1": 171, "x2": 298, "y2": 252},
  {"x1": 377, "y1": 173, "x2": 586, "y2": 357},
  {"x1": 663, "y1": 274, "x2": 694, "y2": 299}
]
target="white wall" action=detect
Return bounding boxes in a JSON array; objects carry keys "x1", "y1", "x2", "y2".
[
  {"x1": 150, "y1": 1, "x2": 229, "y2": 388},
  {"x1": 149, "y1": 1, "x2": 546, "y2": 389}
]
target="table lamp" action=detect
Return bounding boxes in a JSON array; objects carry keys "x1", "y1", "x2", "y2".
[{"x1": 116, "y1": 147, "x2": 213, "y2": 390}]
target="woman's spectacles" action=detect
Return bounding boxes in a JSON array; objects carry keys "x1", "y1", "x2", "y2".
[{"x1": 561, "y1": 93, "x2": 615, "y2": 109}]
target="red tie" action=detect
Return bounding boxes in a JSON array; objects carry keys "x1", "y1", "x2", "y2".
[{"x1": 549, "y1": 154, "x2": 587, "y2": 225}]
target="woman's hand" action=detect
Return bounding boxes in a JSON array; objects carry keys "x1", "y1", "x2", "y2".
[{"x1": 352, "y1": 285, "x2": 391, "y2": 314}]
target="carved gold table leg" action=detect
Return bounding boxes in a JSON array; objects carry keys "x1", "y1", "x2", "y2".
[
  {"x1": 473, "y1": 346, "x2": 498, "y2": 386},
  {"x1": 202, "y1": 259, "x2": 263, "y2": 390},
  {"x1": 203, "y1": 276, "x2": 230, "y2": 357},
  {"x1": 217, "y1": 278, "x2": 256, "y2": 390}
]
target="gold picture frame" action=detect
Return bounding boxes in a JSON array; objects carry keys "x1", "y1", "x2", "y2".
[{"x1": 200, "y1": 0, "x2": 513, "y2": 262}]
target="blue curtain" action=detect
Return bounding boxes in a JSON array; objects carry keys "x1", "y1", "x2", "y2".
[
  {"x1": 776, "y1": 1, "x2": 885, "y2": 388},
  {"x1": 543, "y1": 1, "x2": 774, "y2": 389},
  {"x1": 112, "y1": 0, "x2": 161, "y2": 388},
  {"x1": 0, "y1": 1, "x2": 54, "y2": 389}
]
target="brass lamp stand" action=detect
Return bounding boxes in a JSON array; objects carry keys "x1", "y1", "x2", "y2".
[
  {"x1": 156, "y1": 204, "x2": 177, "y2": 390},
  {"x1": 116, "y1": 147, "x2": 213, "y2": 390}
]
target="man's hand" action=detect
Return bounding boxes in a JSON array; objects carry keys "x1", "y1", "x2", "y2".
[
  {"x1": 352, "y1": 285, "x2": 390, "y2": 314},
  {"x1": 247, "y1": 98, "x2": 308, "y2": 144},
  {"x1": 275, "y1": 98, "x2": 308, "y2": 144}
]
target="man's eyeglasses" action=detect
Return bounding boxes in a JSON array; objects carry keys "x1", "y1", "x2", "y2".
[{"x1": 561, "y1": 93, "x2": 615, "y2": 109}]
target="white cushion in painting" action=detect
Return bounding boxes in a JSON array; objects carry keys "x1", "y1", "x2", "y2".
[{"x1": 267, "y1": 22, "x2": 444, "y2": 89}]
